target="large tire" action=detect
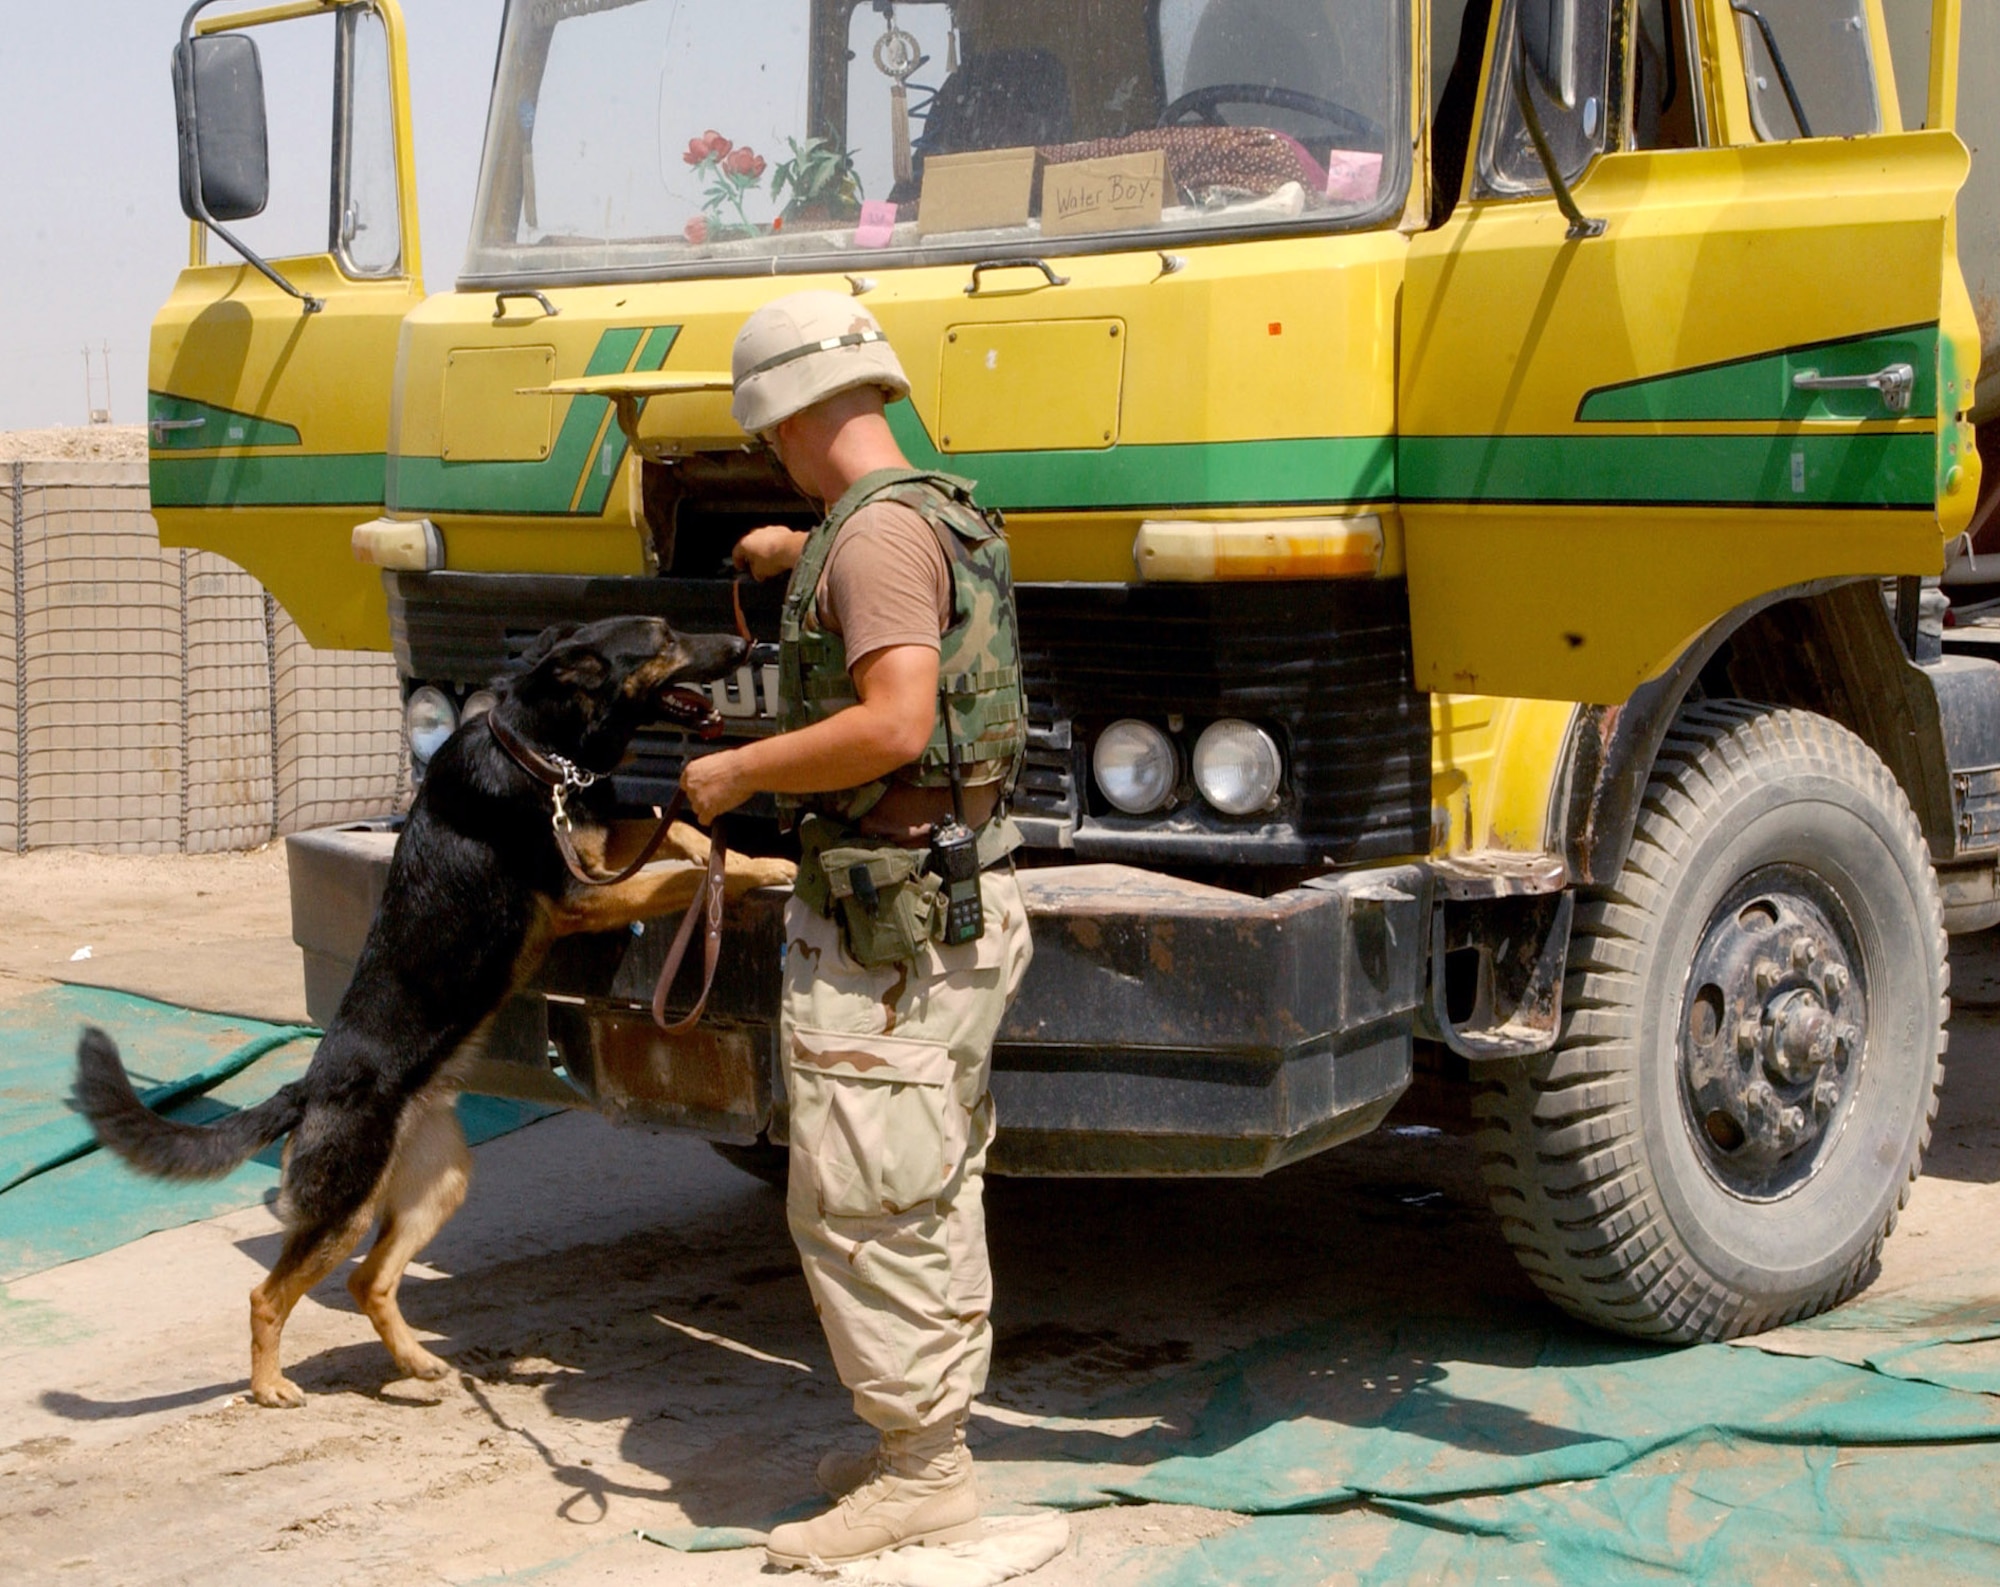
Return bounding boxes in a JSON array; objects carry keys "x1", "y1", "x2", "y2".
[{"x1": 1474, "y1": 702, "x2": 1947, "y2": 1341}]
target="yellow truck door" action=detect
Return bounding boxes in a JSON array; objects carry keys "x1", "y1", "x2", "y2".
[
  {"x1": 147, "y1": 0, "x2": 422, "y2": 650},
  {"x1": 1400, "y1": 0, "x2": 1976, "y2": 704}
]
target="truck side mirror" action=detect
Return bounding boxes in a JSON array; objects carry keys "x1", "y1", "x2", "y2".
[{"x1": 173, "y1": 33, "x2": 270, "y2": 224}]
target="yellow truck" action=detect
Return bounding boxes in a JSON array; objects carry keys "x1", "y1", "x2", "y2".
[{"x1": 151, "y1": 0, "x2": 2000, "y2": 1343}]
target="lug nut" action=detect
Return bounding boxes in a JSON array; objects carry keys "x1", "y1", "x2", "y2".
[
  {"x1": 1737, "y1": 1018, "x2": 1762, "y2": 1053},
  {"x1": 1792, "y1": 938, "x2": 1819, "y2": 971},
  {"x1": 1754, "y1": 961, "x2": 1780, "y2": 993},
  {"x1": 1822, "y1": 963, "x2": 1850, "y2": 998}
]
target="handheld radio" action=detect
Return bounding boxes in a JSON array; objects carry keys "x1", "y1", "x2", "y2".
[{"x1": 927, "y1": 702, "x2": 984, "y2": 946}]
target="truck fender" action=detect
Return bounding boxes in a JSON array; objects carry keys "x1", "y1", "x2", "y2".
[{"x1": 1553, "y1": 579, "x2": 1958, "y2": 885}]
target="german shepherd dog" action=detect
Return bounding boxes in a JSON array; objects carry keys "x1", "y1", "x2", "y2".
[{"x1": 73, "y1": 616, "x2": 793, "y2": 1407}]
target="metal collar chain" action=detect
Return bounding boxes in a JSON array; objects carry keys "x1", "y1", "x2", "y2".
[{"x1": 545, "y1": 754, "x2": 598, "y2": 835}]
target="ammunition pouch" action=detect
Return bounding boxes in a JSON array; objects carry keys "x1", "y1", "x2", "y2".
[{"x1": 794, "y1": 815, "x2": 1023, "y2": 966}]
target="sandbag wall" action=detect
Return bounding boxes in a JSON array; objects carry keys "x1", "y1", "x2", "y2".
[{"x1": 0, "y1": 460, "x2": 405, "y2": 853}]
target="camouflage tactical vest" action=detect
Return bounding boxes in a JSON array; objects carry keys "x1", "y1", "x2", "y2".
[{"x1": 777, "y1": 468, "x2": 1026, "y2": 828}]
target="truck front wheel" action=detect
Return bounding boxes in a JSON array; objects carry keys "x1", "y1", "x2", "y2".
[{"x1": 1474, "y1": 702, "x2": 1946, "y2": 1341}]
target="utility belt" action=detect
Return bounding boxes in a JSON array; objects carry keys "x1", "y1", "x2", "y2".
[{"x1": 795, "y1": 812, "x2": 1022, "y2": 966}]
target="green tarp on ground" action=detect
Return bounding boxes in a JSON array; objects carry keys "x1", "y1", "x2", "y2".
[
  {"x1": 984, "y1": 1321, "x2": 2000, "y2": 1513},
  {"x1": 0, "y1": 985, "x2": 552, "y2": 1280},
  {"x1": 653, "y1": 1310, "x2": 2000, "y2": 1579},
  {"x1": 968, "y1": 1315, "x2": 2000, "y2": 1584},
  {"x1": 1143, "y1": 1439, "x2": 2000, "y2": 1587}
]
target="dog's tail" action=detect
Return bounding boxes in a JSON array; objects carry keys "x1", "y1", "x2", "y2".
[{"x1": 73, "y1": 1025, "x2": 305, "y2": 1182}]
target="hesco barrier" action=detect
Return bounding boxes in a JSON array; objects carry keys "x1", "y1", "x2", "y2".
[{"x1": 0, "y1": 460, "x2": 404, "y2": 853}]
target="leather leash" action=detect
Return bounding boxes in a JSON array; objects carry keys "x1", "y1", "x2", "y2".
[{"x1": 487, "y1": 712, "x2": 729, "y2": 1035}]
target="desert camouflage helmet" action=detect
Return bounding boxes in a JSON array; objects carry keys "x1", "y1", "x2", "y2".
[{"x1": 731, "y1": 291, "x2": 912, "y2": 435}]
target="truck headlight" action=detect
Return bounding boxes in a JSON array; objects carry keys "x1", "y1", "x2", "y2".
[
  {"x1": 405, "y1": 685, "x2": 457, "y2": 766},
  {"x1": 1093, "y1": 719, "x2": 1178, "y2": 814},
  {"x1": 1193, "y1": 719, "x2": 1283, "y2": 815}
]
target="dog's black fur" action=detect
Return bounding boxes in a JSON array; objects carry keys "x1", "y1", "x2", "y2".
[{"x1": 72, "y1": 615, "x2": 760, "y2": 1405}]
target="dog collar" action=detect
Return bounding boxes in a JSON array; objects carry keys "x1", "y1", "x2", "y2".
[{"x1": 487, "y1": 714, "x2": 599, "y2": 828}]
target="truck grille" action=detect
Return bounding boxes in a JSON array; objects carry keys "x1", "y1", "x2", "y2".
[
  {"x1": 1013, "y1": 582, "x2": 1431, "y2": 866},
  {"x1": 389, "y1": 573, "x2": 1431, "y2": 867}
]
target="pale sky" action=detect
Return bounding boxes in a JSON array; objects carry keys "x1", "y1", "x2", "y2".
[{"x1": 0, "y1": 0, "x2": 502, "y2": 432}]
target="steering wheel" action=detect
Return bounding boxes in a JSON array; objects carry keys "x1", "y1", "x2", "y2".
[{"x1": 1158, "y1": 82, "x2": 1383, "y2": 145}]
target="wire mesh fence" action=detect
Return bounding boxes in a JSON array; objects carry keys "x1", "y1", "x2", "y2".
[
  {"x1": 1, "y1": 469, "x2": 19, "y2": 850},
  {"x1": 1, "y1": 460, "x2": 406, "y2": 854},
  {"x1": 274, "y1": 603, "x2": 407, "y2": 836}
]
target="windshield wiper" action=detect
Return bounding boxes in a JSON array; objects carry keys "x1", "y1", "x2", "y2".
[{"x1": 1730, "y1": 2, "x2": 1812, "y2": 138}]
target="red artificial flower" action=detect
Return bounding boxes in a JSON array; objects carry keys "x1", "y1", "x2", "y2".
[
  {"x1": 721, "y1": 146, "x2": 765, "y2": 181},
  {"x1": 683, "y1": 215, "x2": 709, "y2": 244},
  {"x1": 682, "y1": 129, "x2": 733, "y2": 166}
]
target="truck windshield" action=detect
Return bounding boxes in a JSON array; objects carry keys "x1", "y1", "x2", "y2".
[{"x1": 465, "y1": 0, "x2": 1407, "y2": 281}]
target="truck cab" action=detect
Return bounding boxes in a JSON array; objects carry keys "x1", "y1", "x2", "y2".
[{"x1": 153, "y1": 0, "x2": 1998, "y2": 1344}]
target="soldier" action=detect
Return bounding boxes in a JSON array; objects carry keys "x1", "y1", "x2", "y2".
[{"x1": 682, "y1": 291, "x2": 1032, "y2": 1568}]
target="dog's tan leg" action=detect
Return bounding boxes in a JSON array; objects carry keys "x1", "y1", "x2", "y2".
[
  {"x1": 250, "y1": 1204, "x2": 375, "y2": 1408},
  {"x1": 551, "y1": 845, "x2": 798, "y2": 937},
  {"x1": 347, "y1": 1090, "x2": 470, "y2": 1383}
]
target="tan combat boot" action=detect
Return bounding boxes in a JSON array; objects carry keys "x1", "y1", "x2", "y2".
[
  {"x1": 768, "y1": 1424, "x2": 980, "y2": 1568},
  {"x1": 815, "y1": 1439, "x2": 887, "y2": 1498},
  {"x1": 816, "y1": 1418, "x2": 970, "y2": 1497}
]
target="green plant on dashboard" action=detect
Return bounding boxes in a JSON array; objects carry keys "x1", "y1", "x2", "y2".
[{"x1": 770, "y1": 136, "x2": 864, "y2": 223}]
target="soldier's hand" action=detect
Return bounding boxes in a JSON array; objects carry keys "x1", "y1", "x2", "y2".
[
  {"x1": 733, "y1": 526, "x2": 809, "y2": 580},
  {"x1": 683, "y1": 747, "x2": 754, "y2": 823}
]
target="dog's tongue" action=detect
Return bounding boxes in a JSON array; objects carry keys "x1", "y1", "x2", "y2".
[{"x1": 660, "y1": 685, "x2": 726, "y2": 741}]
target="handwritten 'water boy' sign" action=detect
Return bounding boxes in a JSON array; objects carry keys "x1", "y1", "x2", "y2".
[{"x1": 1042, "y1": 150, "x2": 1165, "y2": 238}]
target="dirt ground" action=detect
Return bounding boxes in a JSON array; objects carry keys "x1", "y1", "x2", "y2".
[
  {"x1": 2, "y1": 848, "x2": 1999, "y2": 1585},
  {"x1": 0, "y1": 847, "x2": 299, "y2": 1019},
  {"x1": 0, "y1": 426, "x2": 147, "y2": 463}
]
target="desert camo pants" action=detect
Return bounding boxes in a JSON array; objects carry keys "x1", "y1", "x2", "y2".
[{"x1": 780, "y1": 867, "x2": 1032, "y2": 1436}]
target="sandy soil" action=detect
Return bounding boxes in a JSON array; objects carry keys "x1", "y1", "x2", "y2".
[
  {"x1": 0, "y1": 426, "x2": 148, "y2": 463},
  {"x1": 1, "y1": 854, "x2": 1997, "y2": 1586},
  {"x1": 0, "y1": 847, "x2": 293, "y2": 1009}
]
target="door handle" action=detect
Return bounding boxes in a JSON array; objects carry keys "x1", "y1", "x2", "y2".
[
  {"x1": 493, "y1": 290, "x2": 560, "y2": 321},
  {"x1": 964, "y1": 258, "x2": 1070, "y2": 296},
  {"x1": 1792, "y1": 362, "x2": 1916, "y2": 414},
  {"x1": 149, "y1": 417, "x2": 206, "y2": 444}
]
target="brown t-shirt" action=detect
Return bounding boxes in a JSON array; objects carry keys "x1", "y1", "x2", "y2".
[{"x1": 815, "y1": 500, "x2": 951, "y2": 664}]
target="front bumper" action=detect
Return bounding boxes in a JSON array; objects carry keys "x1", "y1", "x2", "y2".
[{"x1": 287, "y1": 825, "x2": 1427, "y2": 1175}]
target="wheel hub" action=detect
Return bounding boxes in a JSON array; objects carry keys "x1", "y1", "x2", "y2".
[{"x1": 1679, "y1": 874, "x2": 1865, "y2": 1194}]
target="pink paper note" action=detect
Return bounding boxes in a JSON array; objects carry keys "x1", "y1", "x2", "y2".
[
  {"x1": 853, "y1": 201, "x2": 898, "y2": 248},
  {"x1": 1325, "y1": 150, "x2": 1384, "y2": 204}
]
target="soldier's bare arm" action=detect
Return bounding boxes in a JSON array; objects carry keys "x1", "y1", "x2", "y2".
[
  {"x1": 733, "y1": 525, "x2": 811, "y2": 579},
  {"x1": 682, "y1": 643, "x2": 939, "y2": 821}
]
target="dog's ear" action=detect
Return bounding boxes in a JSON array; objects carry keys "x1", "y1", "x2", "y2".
[
  {"x1": 541, "y1": 639, "x2": 610, "y2": 692},
  {"x1": 516, "y1": 622, "x2": 581, "y2": 670}
]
